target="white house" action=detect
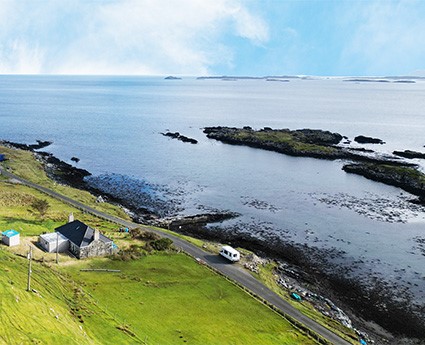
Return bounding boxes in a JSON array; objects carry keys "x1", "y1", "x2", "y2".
[
  {"x1": 2, "y1": 230, "x2": 20, "y2": 247},
  {"x1": 219, "y1": 245, "x2": 240, "y2": 262},
  {"x1": 39, "y1": 232, "x2": 69, "y2": 253}
]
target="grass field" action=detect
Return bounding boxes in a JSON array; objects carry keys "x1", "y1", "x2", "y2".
[
  {"x1": 0, "y1": 147, "x2": 319, "y2": 344},
  {"x1": 0, "y1": 248, "x2": 317, "y2": 345},
  {"x1": 0, "y1": 145, "x2": 130, "y2": 220},
  {"x1": 63, "y1": 253, "x2": 317, "y2": 345}
]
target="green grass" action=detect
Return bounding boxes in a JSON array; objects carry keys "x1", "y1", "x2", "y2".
[
  {"x1": 63, "y1": 253, "x2": 317, "y2": 345},
  {"x1": 0, "y1": 149, "x2": 318, "y2": 344},
  {"x1": 0, "y1": 248, "x2": 317, "y2": 345},
  {"x1": 0, "y1": 181, "x2": 120, "y2": 237},
  {"x1": 233, "y1": 130, "x2": 338, "y2": 155},
  {"x1": 0, "y1": 250, "x2": 130, "y2": 345},
  {"x1": 255, "y1": 263, "x2": 357, "y2": 344},
  {"x1": 0, "y1": 145, "x2": 130, "y2": 220},
  {"x1": 379, "y1": 164, "x2": 425, "y2": 183}
]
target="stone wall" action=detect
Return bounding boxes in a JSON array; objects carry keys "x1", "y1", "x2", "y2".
[{"x1": 79, "y1": 240, "x2": 114, "y2": 259}]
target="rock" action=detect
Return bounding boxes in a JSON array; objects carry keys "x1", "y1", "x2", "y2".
[
  {"x1": 342, "y1": 163, "x2": 425, "y2": 203},
  {"x1": 354, "y1": 135, "x2": 385, "y2": 144},
  {"x1": 178, "y1": 135, "x2": 198, "y2": 144},
  {"x1": 71, "y1": 157, "x2": 80, "y2": 163},
  {"x1": 157, "y1": 212, "x2": 239, "y2": 230},
  {"x1": 164, "y1": 76, "x2": 182, "y2": 80},
  {"x1": 347, "y1": 147, "x2": 374, "y2": 153},
  {"x1": 2, "y1": 140, "x2": 52, "y2": 151},
  {"x1": 393, "y1": 150, "x2": 425, "y2": 159},
  {"x1": 204, "y1": 126, "x2": 346, "y2": 160},
  {"x1": 35, "y1": 151, "x2": 91, "y2": 189},
  {"x1": 161, "y1": 132, "x2": 198, "y2": 144}
]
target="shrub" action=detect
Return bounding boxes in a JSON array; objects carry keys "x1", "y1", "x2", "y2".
[
  {"x1": 151, "y1": 238, "x2": 173, "y2": 251},
  {"x1": 130, "y1": 228, "x2": 161, "y2": 241},
  {"x1": 31, "y1": 199, "x2": 50, "y2": 218}
]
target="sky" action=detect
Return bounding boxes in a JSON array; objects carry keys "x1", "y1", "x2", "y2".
[{"x1": 0, "y1": 0, "x2": 424, "y2": 76}]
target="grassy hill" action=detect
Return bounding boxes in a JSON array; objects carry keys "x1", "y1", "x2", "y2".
[
  {"x1": 0, "y1": 247, "x2": 317, "y2": 344},
  {"x1": 0, "y1": 145, "x2": 319, "y2": 345}
]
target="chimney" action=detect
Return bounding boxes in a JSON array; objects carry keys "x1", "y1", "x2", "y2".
[
  {"x1": 68, "y1": 212, "x2": 74, "y2": 223},
  {"x1": 94, "y1": 229, "x2": 100, "y2": 241}
]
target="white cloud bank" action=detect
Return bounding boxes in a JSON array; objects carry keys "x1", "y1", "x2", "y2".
[
  {"x1": 0, "y1": 0, "x2": 268, "y2": 75},
  {"x1": 338, "y1": 0, "x2": 425, "y2": 75}
]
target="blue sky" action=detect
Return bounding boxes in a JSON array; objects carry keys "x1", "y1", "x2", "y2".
[{"x1": 0, "y1": 0, "x2": 424, "y2": 76}]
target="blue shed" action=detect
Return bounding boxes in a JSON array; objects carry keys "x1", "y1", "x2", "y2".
[{"x1": 2, "y1": 230, "x2": 20, "y2": 246}]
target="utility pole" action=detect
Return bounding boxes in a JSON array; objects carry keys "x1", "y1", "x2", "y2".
[
  {"x1": 27, "y1": 245, "x2": 32, "y2": 292},
  {"x1": 56, "y1": 232, "x2": 59, "y2": 264}
]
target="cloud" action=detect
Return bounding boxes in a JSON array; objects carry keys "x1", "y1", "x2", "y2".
[
  {"x1": 338, "y1": 0, "x2": 425, "y2": 75},
  {"x1": 0, "y1": 40, "x2": 44, "y2": 74},
  {"x1": 231, "y1": 5, "x2": 269, "y2": 44},
  {"x1": 0, "y1": 0, "x2": 269, "y2": 75}
]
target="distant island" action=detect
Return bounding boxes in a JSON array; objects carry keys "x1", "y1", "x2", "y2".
[{"x1": 164, "y1": 76, "x2": 182, "y2": 80}]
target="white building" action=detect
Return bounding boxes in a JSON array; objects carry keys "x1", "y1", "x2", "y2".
[
  {"x1": 39, "y1": 232, "x2": 69, "y2": 253},
  {"x1": 2, "y1": 230, "x2": 20, "y2": 247}
]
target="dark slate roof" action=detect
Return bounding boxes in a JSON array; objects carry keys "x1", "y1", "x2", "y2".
[{"x1": 55, "y1": 220, "x2": 112, "y2": 248}]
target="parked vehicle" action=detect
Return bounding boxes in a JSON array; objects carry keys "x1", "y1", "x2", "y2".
[{"x1": 219, "y1": 245, "x2": 240, "y2": 262}]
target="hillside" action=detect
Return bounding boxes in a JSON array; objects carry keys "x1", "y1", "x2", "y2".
[{"x1": 0, "y1": 146, "x2": 318, "y2": 344}]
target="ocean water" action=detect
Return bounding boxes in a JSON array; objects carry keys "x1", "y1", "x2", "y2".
[{"x1": 0, "y1": 75, "x2": 424, "y2": 303}]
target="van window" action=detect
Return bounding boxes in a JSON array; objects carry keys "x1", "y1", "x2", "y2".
[{"x1": 233, "y1": 254, "x2": 237, "y2": 257}]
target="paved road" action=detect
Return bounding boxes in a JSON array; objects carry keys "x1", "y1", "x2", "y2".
[{"x1": 1, "y1": 167, "x2": 353, "y2": 345}]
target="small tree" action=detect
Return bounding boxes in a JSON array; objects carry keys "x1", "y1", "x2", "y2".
[
  {"x1": 151, "y1": 238, "x2": 173, "y2": 251},
  {"x1": 31, "y1": 199, "x2": 50, "y2": 218}
]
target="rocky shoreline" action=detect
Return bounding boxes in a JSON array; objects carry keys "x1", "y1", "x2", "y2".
[
  {"x1": 343, "y1": 163, "x2": 425, "y2": 202},
  {"x1": 1, "y1": 140, "x2": 161, "y2": 222},
  {"x1": 3, "y1": 139, "x2": 425, "y2": 343},
  {"x1": 169, "y1": 221, "x2": 425, "y2": 343},
  {"x1": 204, "y1": 126, "x2": 425, "y2": 204}
]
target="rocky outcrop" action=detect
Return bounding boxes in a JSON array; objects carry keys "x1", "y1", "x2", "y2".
[
  {"x1": 354, "y1": 135, "x2": 385, "y2": 144},
  {"x1": 204, "y1": 126, "x2": 345, "y2": 160},
  {"x1": 343, "y1": 163, "x2": 425, "y2": 202},
  {"x1": 35, "y1": 151, "x2": 91, "y2": 189},
  {"x1": 161, "y1": 132, "x2": 198, "y2": 144},
  {"x1": 393, "y1": 150, "x2": 425, "y2": 159},
  {"x1": 2, "y1": 140, "x2": 52, "y2": 150},
  {"x1": 164, "y1": 76, "x2": 182, "y2": 80},
  {"x1": 155, "y1": 212, "x2": 239, "y2": 231}
]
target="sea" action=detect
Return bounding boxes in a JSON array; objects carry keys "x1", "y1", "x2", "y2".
[{"x1": 0, "y1": 75, "x2": 424, "y2": 305}]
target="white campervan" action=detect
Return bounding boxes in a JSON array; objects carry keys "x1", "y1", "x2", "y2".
[{"x1": 219, "y1": 245, "x2": 240, "y2": 262}]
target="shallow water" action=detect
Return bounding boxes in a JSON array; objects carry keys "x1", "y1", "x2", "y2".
[{"x1": 0, "y1": 75, "x2": 424, "y2": 303}]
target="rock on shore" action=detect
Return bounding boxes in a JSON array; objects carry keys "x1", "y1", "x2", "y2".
[
  {"x1": 343, "y1": 163, "x2": 425, "y2": 203},
  {"x1": 354, "y1": 135, "x2": 385, "y2": 144},
  {"x1": 393, "y1": 150, "x2": 425, "y2": 159}
]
